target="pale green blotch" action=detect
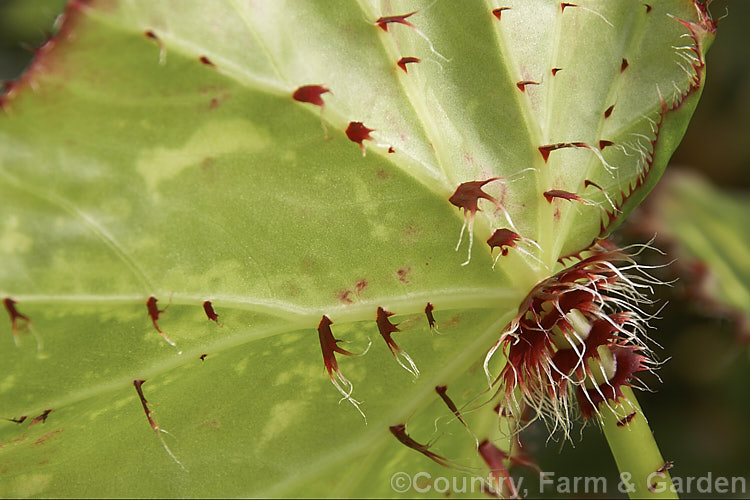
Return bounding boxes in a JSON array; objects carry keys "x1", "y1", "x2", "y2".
[
  {"x1": 136, "y1": 119, "x2": 270, "y2": 193},
  {"x1": 234, "y1": 356, "x2": 249, "y2": 375},
  {"x1": 273, "y1": 363, "x2": 321, "y2": 388},
  {"x1": 258, "y1": 400, "x2": 307, "y2": 449},
  {"x1": 0, "y1": 215, "x2": 33, "y2": 255},
  {"x1": 88, "y1": 407, "x2": 109, "y2": 421},
  {"x1": 0, "y1": 374, "x2": 16, "y2": 393},
  {"x1": 163, "y1": 259, "x2": 249, "y2": 296},
  {"x1": 13, "y1": 473, "x2": 52, "y2": 498},
  {"x1": 370, "y1": 223, "x2": 390, "y2": 241},
  {"x1": 114, "y1": 395, "x2": 136, "y2": 410}
]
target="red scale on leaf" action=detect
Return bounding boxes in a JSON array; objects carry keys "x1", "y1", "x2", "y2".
[
  {"x1": 146, "y1": 296, "x2": 177, "y2": 348},
  {"x1": 317, "y1": 315, "x2": 368, "y2": 419},
  {"x1": 389, "y1": 424, "x2": 453, "y2": 468},
  {"x1": 425, "y1": 302, "x2": 438, "y2": 331},
  {"x1": 146, "y1": 296, "x2": 165, "y2": 334},
  {"x1": 617, "y1": 410, "x2": 638, "y2": 427},
  {"x1": 435, "y1": 385, "x2": 468, "y2": 427},
  {"x1": 376, "y1": 307, "x2": 400, "y2": 350},
  {"x1": 376, "y1": 307, "x2": 419, "y2": 376},
  {"x1": 543, "y1": 189, "x2": 585, "y2": 204},
  {"x1": 449, "y1": 178, "x2": 502, "y2": 216},
  {"x1": 561, "y1": 2, "x2": 577, "y2": 12},
  {"x1": 449, "y1": 178, "x2": 512, "y2": 265},
  {"x1": 199, "y1": 55, "x2": 215, "y2": 67},
  {"x1": 346, "y1": 121, "x2": 375, "y2": 156},
  {"x1": 538, "y1": 142, "x2": 589, "y2": 162},
  {"x1": 3, "y1": 297, "x2": 30, "y2": 341},
  {"x1": 516, "y1": 80, "x2": 539, "y2": 92},
  {"x1": 292, "y1": 85, "x2": 330, "y2": 107},
  {"x1": 318, "y1": 315, "x2": 356, "y2": 378},
  {"x1": 478, "y1": 440, "x2": 519, "y2": 498},
  {"x1": 28, "y1": 409, "x2": 52, "y2": 428},
  {"x1": 133, "y1": 379, "x2": 186, "y2": 469},
  {"x1": 375, "y1": 11, "x2": 418, "y2": 32},
  {"x1": 492, "y1": 7, "x2": 511, "y2": 20},
  {"x1": 293, "y1": 85, "x2": 332, "y2": 137},
  {"x1": 203, "y1": 300, "x2": 220, "y2": 325},
  {"x1": 487, "y1": 229, "x2": 520, "y2": 257},
  {"x1": 397, "y1": 57, "x2": 421, "y2": 73}
]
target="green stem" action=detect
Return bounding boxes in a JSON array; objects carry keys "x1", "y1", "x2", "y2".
[{"x1": 600, "y1": 387, "x2": 678, "y2": 499}]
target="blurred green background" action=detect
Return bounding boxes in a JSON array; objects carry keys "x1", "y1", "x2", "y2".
[{"x1": 2, "y1": 0, "x2": 748, "y2": 497}]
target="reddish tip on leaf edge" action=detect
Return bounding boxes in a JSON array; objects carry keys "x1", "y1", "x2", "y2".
[
  {"x1": 492, "y1": 7, "x2": 511, "y2": 20},
  {"x1": 292, "y1": 84, "x2": 330, "y2": 107},
  {"x1": 487, "y1": 229, "x2": 520, "y2": 257},
  {"x1": 0, "y1": 0, "x2": 92, "y2": 112},
  {"x1": 397, "y1": 57, "x2": 421, "y2": 73},
  {"x1": 345, "y1": 121, "x2": 375, "y2": 153}
]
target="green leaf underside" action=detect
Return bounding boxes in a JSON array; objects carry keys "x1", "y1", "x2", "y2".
[{"x1": 0, "y1": 1, "x2": 711, "y2": 497}]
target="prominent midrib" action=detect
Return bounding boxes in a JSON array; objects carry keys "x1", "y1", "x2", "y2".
[
  {"x1": 3, "y1": 289, "x2": 516, "y2": 419},
  {"x1": 9, "y1": 286, "x2": 520, "y2": 324}
]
